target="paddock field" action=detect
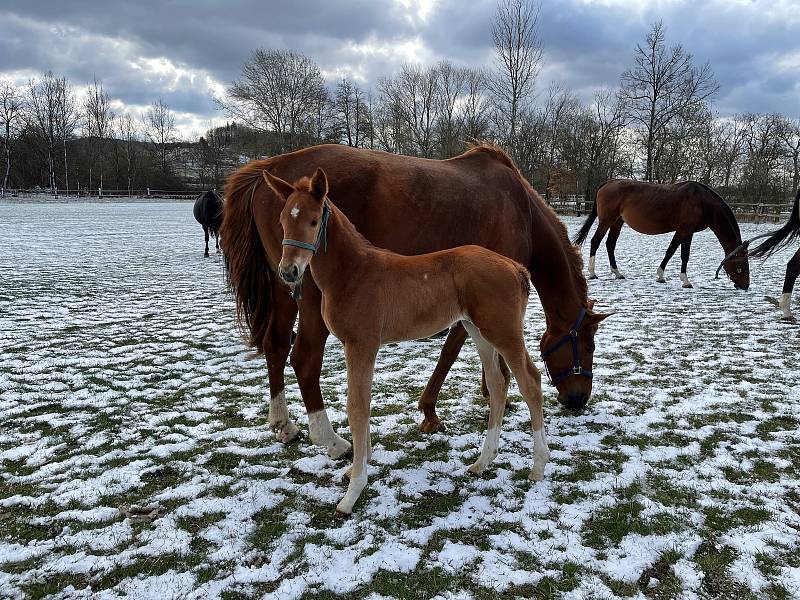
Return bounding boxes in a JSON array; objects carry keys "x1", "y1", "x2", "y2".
[{"x1": 0, "y1": 199, "x2": 798, "y2": 600}]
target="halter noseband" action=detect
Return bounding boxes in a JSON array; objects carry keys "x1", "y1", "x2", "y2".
[
  {"x1": 713, "y1": 231, "x2": 772, "y2": 279},
  {"x1": 281, "y1": 200, "x2": 331, "y2": 299},
  {"x1": 540, "y1": 307, "x2": 593, "y2": 386}
]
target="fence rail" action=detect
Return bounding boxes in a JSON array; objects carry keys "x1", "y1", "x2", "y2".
[{"x1": 1, "y1": 188, "x2": 204, "y2": 200}]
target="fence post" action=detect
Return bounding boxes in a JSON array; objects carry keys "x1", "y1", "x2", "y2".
[
  {"x1": 147, "y1": 188, "x2": 150, "y2": 198},
  {"x1": 98, "y1": 187, "x2": 102, "y2": 199}
]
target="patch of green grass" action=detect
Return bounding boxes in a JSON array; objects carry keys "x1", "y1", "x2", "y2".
[
  {"x1": 756, "y1": 415, "x2": 799, "y2": 437},
  {"x1": 693, "y1": 541, "x2": 758, "y2": 600}
]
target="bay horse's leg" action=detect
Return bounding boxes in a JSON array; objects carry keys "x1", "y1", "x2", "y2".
[
  {"x1": 265, "y1": 283, "x2": 301, "y2": 444},
  {"x1": 679, "y1": 234, "x2": 694, "y2": 289},
  {"x1": 418, "y1": 323, "x2": 467, "y2": 433},
  {"x1": 291, "y1": 282, "x2": 351, "y2": 458},
  {"x1": 336, "y1": 342, "x2": 378, "y2": 516},
  {"x1": 780, "y1": 249, "x2": 800, "y2": 320},
  {"x1": 215, "y1": 232, "x2": 220, "y2": 254},
  {"x1": 203, "y1": 225, "x2": 210, "y2": 258},
  {"x1": 657, "y1": 234, "x2": 681, "y2": 283},
  {"x1": 462, "y1": 322, "x2": 508, "y2": 476},
  {"x1": 606, "y1": 220, "x2": 626, "y2": 279},
  {"x1": 588, "y1": 222, "x2": 610, "y2": 279}
]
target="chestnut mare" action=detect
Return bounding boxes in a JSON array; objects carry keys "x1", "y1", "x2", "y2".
[
  {"x1": 266, "y1": 167, "x2": 553, "y2": 515},
  {"x1": 222, "y1": 144, "x2": 606, "y2": 460},
  {"x1": 574, "y1": 180, "x2": 750, "y2": 290},
  {"x1": 750, "y1": 190, "x2": 800, "y2": 320}
]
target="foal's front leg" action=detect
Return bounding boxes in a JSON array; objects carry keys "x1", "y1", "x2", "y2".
[{"x1": 336, "y1": 342, "x2": 377, "y2": 516}]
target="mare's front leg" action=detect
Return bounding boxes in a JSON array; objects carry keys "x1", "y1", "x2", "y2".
[
  {"x1": 588, "y1": 221, "x2": 611, "y2": 279},
  {"x1": 203, "y1": 225, "x2": 210, "y2": 258},
  {"x1": 679, "y1": 234, "x2": 694, "y2": 288},
  {"x1": 336, "y1": 342, "x2": 378, "y2": 516},
  {"x1": 292, "y1": 280, "x2": 351, "y2": 458},
  {"x1": 657, "y1": 233, "x2": 681, "y2": 283},
  {"x1": 215, "y1": 232, "x2": 220, "y2": 254},
  {"x1": 606, "y1": 220, "x2": 626, "y2": 279},
  {"x1": 780, "y1": 249, "x2": 800, "y2": 320},
  {"x1": 265, "y1": 283, "x2": 300, "y2": 443},
  {"x1": 418, "y1": 323, "x2": 468, "y2": 433}
]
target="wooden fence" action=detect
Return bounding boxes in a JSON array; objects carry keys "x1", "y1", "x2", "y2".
[{"x1": 1, "y1": 188, "x2": 203, "y2": 200}]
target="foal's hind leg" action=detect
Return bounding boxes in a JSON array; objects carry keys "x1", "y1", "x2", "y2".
[
  {"x1": 588, "y1": 222, "x2": 611, "y2": 279},
  {"x1": 657, "y1": 234, "x2": 681, "y2": 283},
  {"x1": 780, "y1": 249, "x2": 800, "y2": 320},
  {"x1": 679, "y1": 234, "x2": 694, "y2": 288},
  {"x1": 462, "y1": 322, "x2": 509, "y2": 475},
  {"x1": 606, "y1": 220, "x2": 626, "y2": 279}
]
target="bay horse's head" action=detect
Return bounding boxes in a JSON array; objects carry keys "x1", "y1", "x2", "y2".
[
  {"x1": 539, "y1": 299, "x2": 610, "y2": 411},
  {"x1": 717, "y1": 244, "x2": 750, "y2": 290},
  {"x1": 263, "y1": 167, "x2": 329, "y2": 287}
]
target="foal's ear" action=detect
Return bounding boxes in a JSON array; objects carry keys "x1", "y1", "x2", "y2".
[
  {"x1": 309, "y1": 168, "x2": 328, "y2": 201},
  {"x1": 262, "y1": 170, "x2": 294, "y2": 201}
]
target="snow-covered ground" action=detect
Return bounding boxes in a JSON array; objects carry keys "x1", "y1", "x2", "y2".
[{"x1": 0, "y1": 200, "x2": 798, "y2": 599}]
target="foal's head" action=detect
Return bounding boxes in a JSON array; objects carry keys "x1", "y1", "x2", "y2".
[{"x1": 263, "y1": 167, "x2": 329, "y2": 286}]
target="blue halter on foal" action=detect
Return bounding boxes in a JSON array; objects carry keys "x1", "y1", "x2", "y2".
[
  {"x1": 281, "y1": 201, "x2": 331, "y2": 299},
  {"x1": 540, "y1": 307, "x2": 593, "y2": 386}
]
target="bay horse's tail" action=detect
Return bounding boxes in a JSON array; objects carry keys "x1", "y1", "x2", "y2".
[
  {"x1": 573, "y1": 193, "x2": 599, "y2": 246},
  {"x1": 220, "y1": 173, "x2": 273, "y2": 353},
  {"x1": 750, "y1": 190, "x2": 800, "y2": 259}
]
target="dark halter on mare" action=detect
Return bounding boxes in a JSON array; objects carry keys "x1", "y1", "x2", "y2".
[
  {"x1": 281, "y1": 200, "x2": 332, "y2": 299},
  {"x1": 540, "y1": 307, "x2": 593, "y2": 386},
  {"x1": 714, "y1": 231, "x2": 773, "y2": 279}
]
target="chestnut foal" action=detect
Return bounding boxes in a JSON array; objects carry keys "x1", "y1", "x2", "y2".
[{"x1": 264, "y1": 168, "x2": 549, "y2": 515}]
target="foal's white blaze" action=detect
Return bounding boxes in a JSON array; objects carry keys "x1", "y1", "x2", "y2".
[
  {"x1": 780, "y1": 292, "x2": 793, "y2": 318},
  {"x1": 269, "y1": 391, "x2": 300, "y2": 443},
  {"x1": 308, "y1": 410, "x2": 352, "y2": 459},
  {"x1": 529, "y1": 427, "x2": 550, "y2": 481},
  {"x1": 290, "y1": 206, "x2": 300, "y2": 219}
]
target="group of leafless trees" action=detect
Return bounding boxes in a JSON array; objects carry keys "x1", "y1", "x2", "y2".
[{"x1": 2, "y1": 0, "x2": 797, "y2": 207}]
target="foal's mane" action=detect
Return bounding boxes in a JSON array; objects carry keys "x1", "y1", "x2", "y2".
[{"x1": 459, "y1": 144, "x2": 588, "y2": 304}]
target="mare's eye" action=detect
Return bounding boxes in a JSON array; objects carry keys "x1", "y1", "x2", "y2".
[{"x1": 311, "y1": 219, "x2": 318, "y2": 227}]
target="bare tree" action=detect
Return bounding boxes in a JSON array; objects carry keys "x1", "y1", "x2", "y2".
[
  {"x1": 335, "y1": 78, "x2": 366, "y2": 147},
  {"x1": 378, "y1": 64, "x2": 440, "y2": 157},
  {"x1": 488, "y1": 0, "x2": 543, "y2": 153},
  {"x1": 434, "y1": 61, "x2": 465, "y2": 158},
  {"x1": 0, "y1": 82, "x2": 24, "y2": 196},
  {"x1": 221, "y1": 48, "x2": 327, "y2": 153},
  {"x1": 461, "y1": 68, "x2": 491, "y2": 143},
  {"x1": 143, "y1": 99, "x2": 176, "y2": 182},
  {"x1": 779, "y1": 118, "x2": 800, "y2": 192},
  {"x1": 620, "y1": 21, "x2": 718, "y2": 181},
  {"x1": 84, "y1": 78, "x2": 114, "y2": 191}
]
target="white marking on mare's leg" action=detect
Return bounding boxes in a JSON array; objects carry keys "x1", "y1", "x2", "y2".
[
  {"x1": 680, "y1": 273, "x2": 693, "y2": 288},
  {"x1": 529, "y1": 427, "x2": 550, "y2": 481},
  {"x1": 290, "y1": 206, "x2": 300, "y2": 219},
  {"x1": 611, "y1": 267, "x2": 625, "y2": 279},
  {"x1": 308, "y1": 410, "x2": 352, "y2": 459},
  {"x1": 269, "y1": 391, "x2": 300, "y2": 444},
  {"x1": 588, "y1": 256, "x2": 597, "y2": 279},
  {"x1": 779, "y1": 292, "x2": 794, "y2": 319},
  {"x1": 656, "y1": 267, "x2": 666, "y2": 283}
]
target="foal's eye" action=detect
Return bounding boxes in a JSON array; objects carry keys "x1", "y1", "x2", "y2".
[{"x1": 311, "y1": 219, "x2": 318, "y2": 227}]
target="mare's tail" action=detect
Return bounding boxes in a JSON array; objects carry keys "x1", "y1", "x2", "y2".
[
  {"x1": 573, "y1": 195, "x2": 598, "y2": 246},
  {"x1": 750, "y1": 190, "x2": 800, "y2": 259},
  {"x1": 220, "y1": 173, "x2": 273, "y2": 353}
]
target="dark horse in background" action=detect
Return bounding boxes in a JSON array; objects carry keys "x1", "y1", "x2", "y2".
[
  {"x1": 193, "y1": 189, "x2": 224, "y2": 257},
  {"x1": 574, "y1": 180, "x2": 750, "y2": 290},
  {"x1": 750, "y1": 190, "x2": 800, "y2": 320},
  {"x1": 221, "y1": 144, "x2": 608, "y2": 460}
]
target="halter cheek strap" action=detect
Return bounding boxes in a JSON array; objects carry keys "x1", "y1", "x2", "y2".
[
  {"x1": 281, "y1": 201, "x2": 331, "y2": 299},
  {"x1": 540, "y1": 307, "x2": 593, "y2": 386}
]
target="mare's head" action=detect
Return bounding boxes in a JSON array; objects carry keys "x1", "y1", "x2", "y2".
[
  {"x1": 539, "y1": 299, "x2": 610, "y2": 411},
  {"x1": 263, "y1": 167, "x2": 329, "y2": 286},
  {"x1": 721, "y1": 248, "x2": 750, "y2": 290}
]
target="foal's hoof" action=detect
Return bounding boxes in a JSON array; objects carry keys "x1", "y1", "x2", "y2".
[
  {"x1": 274, "y1": 421, "x2": 302, "y2": 445},
  {"x1": 419, "y1": 417, "x2": 444, "y2": 434},
  {"x1": 528, "y1": 469, "x2": 545, "y2": 482},
  {"x1": 588, "y1": 274, "x2": 598, "y2": 280},
  {"x1": 334, "y1": 508, "x2": 352, "y2": 519},
  {"x1": 656, "y1": 278, "x2": 666, "y2": 284},
  {"x1": 780, "y1": 315, "x2": 797, "y2": 323},
  {"x1": 682, "y1": 283, "x2": 694, "y2": 289},
  {"x1": 467, "y1": 462, "x2": 485, "y2": 476},
  {"x1": 328, "y1": 438, "x2": 353, "y2": 460}
]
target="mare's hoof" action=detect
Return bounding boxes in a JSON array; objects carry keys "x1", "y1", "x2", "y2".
[
  {"x1": 274, "y1": 421, "x2": 302, "y2": 444},
  {"x1": 334, "y1": 509, "x2": 352, "y2": 519},
  {"x1": 528, "y1": 469, "x2": 545, "y2": 482},
  {"x1": 204, "y1": 253, "x2": 209, "y2": 258},
  {"x1": 682, "y1": 283, "x2": 694, "y2": 289},
  {"x1": 780, "y1": 315, "x2": 797, "y2": 323},
  {"x1": 656, "y1": 278, "x2": 666, "y2": 284},
  {"x1": 588, "y1": 274, "x2": 598, "y2": 280},
  {"x1": 419, "y1": 417, "x2": 444, "y2": 434},
  {"x1": 614, "y1": 274, "x2": 626, "y2": 280},
  {"x1": 329, "y1": 442, "x2": 353, "y2": 461}
]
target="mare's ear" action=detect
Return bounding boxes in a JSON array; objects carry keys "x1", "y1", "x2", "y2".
[
  {"x1": 309, "y1": 168, "x2": 328, "y2": 201},
  {"x1": 586, "y1": 311, "x2": 614, "y2": 326},
  {"x1": 262, "y1": 170, "x2": 294, "y2": 201}
]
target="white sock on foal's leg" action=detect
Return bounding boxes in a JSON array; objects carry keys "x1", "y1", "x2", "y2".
[
  {"x1": 588, "y1": 256, "x2": 597, "y2": 279},
  {"x1": 269, "y1": 391, "x2": 300, "y2": 443},
  {"x1": 308, "y1": 410, "x2": 352, "y2": 459},
  {"x1": 470, "y1": 425, "x2": 501, "y2": 474},
  {"x1": 680, "y1": 273, "x2": 693, "y2": 288},
  {"x1": 529, "y1": 427, "x2": 550, "y2": 481},
  {"x1": 779, "y1": 292, "x2": 794, "y2": 319}
]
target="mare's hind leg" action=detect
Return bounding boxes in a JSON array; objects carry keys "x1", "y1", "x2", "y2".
[
  {"x1": 605, "y1": 219, "x2": 626, "y2": 279},
  {"x1": 203, "y1": 226, "x2": 210, "y2": 257},
  {"x1": 657, "y1": 234, "x2": 681, "y2": 283},
  {"x1": 215, "y1": 233, "x2": 220, "y2": 254},
  {"x1": 679, "y1": 234, "x2": 694, "y2": 288},
  {"x1": 265, "y1": 283, "x2": 301, "y2": 444},
  {"x1": 462, "y1": 322, "x2": 509, "y2": 475},
  {"x1": 419, "y1": 324, "x2": 468, "y2": 433},
  {"x1": 588, "y1": 222, "x2": 611, "y2": 279},
  {"x1": 780, "y1": 249, "x2": 800, "y2": 320}
]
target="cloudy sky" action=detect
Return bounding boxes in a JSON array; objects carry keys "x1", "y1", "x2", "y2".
[{"x1": 1, "y1": 0, "x2": 798, "y2": 136}]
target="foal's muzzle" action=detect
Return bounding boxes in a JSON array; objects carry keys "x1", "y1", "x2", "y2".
[{"x1": 279, "y1": 263, "x2": 300, "y2": 284}]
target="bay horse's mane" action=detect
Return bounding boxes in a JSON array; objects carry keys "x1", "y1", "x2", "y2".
[
  {"x1": 459, "y1": 143, "x2": 588, "y2": 303},
  {"x1": 692, "y1": 181, "x2": 741, "y2": 237}
]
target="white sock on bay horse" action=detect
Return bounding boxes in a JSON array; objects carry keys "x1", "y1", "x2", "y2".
[
  {"x1": 680, "y1": 273, "x2": 693, "y2": 288},
  {"x1": 588, "y1": 256, "x2": 597, "y2": 279},
  {"x1": 269, "y1": 391, "x2": 301, "y2": 443},
  {"x1": 779, "y1": 292, "x2": 794, "y2": 319},
  {"x1": 611, "y1": 267, "x2": 625, "y2": 279},
  {"x1": 529, "y1": 427, "x2": 550, "y2": 481},
  {"x1": 308, "y1": 410, "x2": 352, "y2": 459},
  {"x1": 656, "y1": 267, "x2": 666, "y2": 282}
]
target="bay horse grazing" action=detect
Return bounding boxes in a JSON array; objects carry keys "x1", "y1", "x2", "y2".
[
  {"x1": 750, "y1": 190, "x2": 800, "y2": 320},
  {"x1": 265, "y1": 167, "x2": 557, "y2": 515},
  {"x1": 573, "y1": 180, "x2": 750, "y2": 290},
  {"x1": 221, "y1": 144, "x2": 607, "y2": 461},
  {"x1": 193, "y1": 189, "x2": 224, "y2": 257}
]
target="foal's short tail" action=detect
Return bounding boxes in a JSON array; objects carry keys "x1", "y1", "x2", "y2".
[
  {"x1": 750, "y1": 190, "x2": 800, "y2": 259},
  {"x1": 573, "y1": 197, "x2": 598, "y2": 246},
  {"x1": 220, "y1": 175, "x2": 273, "y2": 353}
]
